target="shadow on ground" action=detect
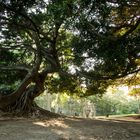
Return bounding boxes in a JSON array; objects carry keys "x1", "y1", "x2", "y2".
[{"x1": 0, "y1": 117, "x2": 140, "y2": 140}]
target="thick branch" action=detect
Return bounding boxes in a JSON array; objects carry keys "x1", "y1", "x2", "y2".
[
  {"x1": 121, "y1": 18, "x2": 140, "y2": 38},
  {"x1": 50, "y1": 22, "x2": 62, "y2": 69},
  {"x1": 41, "y1": 67, "x2": 59, "y2": 78},
  {"x1": 77, "y1": 68, "x2": 140, "y2": 81},
  {"x1": 30, "y1": 33, "x2": 42, "y2": 74},
  {"x1": 0, "y1": 65, "x2": 31, "y2": 72},
  {"x1": 41, "y1": 48, "x2": 58, "y2": 67}
]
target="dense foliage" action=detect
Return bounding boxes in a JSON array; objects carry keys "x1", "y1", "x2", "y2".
[{"x1": 0, "y1": 0, "x2": 140, "y2": 112}]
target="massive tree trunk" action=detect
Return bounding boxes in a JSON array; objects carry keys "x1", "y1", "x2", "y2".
[{"x1": 0, "y1": 71, "x2": 46, "y2": 115}]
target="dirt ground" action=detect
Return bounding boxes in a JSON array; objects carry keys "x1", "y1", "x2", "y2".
[{"x1": 0, "y1": 116, "x2": 140, "y2": 140}]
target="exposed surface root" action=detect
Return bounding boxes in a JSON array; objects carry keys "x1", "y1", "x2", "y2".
[{"x1": 0, "y1": 106, "x2": 64, "y2": 120}]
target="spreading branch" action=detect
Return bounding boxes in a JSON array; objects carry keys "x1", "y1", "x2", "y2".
[{"x1": 0, "y1": 65, "x2": 31, "y2": 72}]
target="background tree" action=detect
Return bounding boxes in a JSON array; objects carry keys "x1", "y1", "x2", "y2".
[
  {"x1": 125, "y1": 74, "x2": 140, "y2": 114},
  {"x1": 0, "y1": 0, "x2": 140, "y2": 115}
]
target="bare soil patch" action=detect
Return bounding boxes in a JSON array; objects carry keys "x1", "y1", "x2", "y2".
[{"x1": 0, "y1": 116, "x2": 140, "y2": 140}]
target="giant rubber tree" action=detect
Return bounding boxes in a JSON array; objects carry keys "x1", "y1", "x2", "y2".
[{"x1": 0, "y1": 0, "x2": 140, "y2": 114}]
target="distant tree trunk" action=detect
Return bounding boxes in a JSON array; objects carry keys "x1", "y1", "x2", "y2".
[{"x1": 46, "y1": 92, "x2": 52, "y2": 111}]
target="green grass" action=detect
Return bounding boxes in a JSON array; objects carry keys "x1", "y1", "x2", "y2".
[{"x1": 96, "y1": 114, "x2": 139, "y2": 118}]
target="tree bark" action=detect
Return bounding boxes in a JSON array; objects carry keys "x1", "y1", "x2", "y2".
[{"x1": 0, "y1": 71, "x2": 46, "y2": 114}]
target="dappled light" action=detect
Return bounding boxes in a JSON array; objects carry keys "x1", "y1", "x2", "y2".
[
  {"x1": 0, "y1": 117, "x2": 140, "y2": 140},
  {"x1": 33, "y1": 119, "x2": 70, "y2": 128},
  {"x1": 0, "y1": 0, "x2": 140, "y2": 139}
]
